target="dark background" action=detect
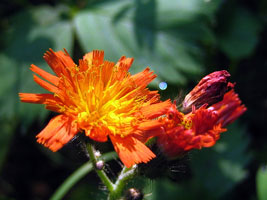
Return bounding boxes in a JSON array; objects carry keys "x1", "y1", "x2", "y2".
[{"x1": 0, "y1": 0, "x2": 267, "y2": 199}]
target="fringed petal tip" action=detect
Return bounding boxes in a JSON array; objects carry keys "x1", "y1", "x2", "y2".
[
  {"x1": 37, "y1": 137, "x2": 64, "y2": 152},
  {"x1": 110, "y1": 135, "x2": 155, "y2": 168},
  {"x1": 43, "y1": 48, "x2": 76, "y2": 78},
  {"x1": 83, "y1": 50, "x2": 104, "y2": 66},
  {"x1": 33, "y1": 74, "x2": 59, "y2": 94},
  {"x1": 209, "y1": 89, "x2": 247, "y2": 127},
  {"x1": 116, "y1": 56, "x2": 134, "y2": 72},
  {"x1": 19, "y1": 93, "x2": 54, "y2": 104},
  {"x1": 141, "y1": 99, "x2": 172, "y2": 119},
  {"x1": 36, "y1": 115, "x2": 78, "y2": 152},
  {"x1": 30, "y1": 64, "x2": 59, "y2": 86}
]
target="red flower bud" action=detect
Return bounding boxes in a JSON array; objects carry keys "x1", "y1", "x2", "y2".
[{"x1": 182, "y1": 70, "x2": 232, "y2": 113}]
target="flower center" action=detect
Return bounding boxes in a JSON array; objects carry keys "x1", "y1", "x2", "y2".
[{"x1": 56, "y1": 64, "x2": 146, "y2": 137}]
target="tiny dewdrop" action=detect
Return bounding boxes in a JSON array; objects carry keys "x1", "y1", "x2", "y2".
[{"x1": 159, "y1": 82, "x2": 167, "y2": 90}]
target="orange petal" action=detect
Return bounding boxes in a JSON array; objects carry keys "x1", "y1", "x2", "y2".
[
  {"x1": 102, "y1": 61, "x2": 115, "y2": 84},
  {"x1": 116, "y1": 56, "x2": 134, "y2": 79},
  {"x1": 36, "y1": 115, "x2": 78, "y2": 152},
  {"x1": 85, "y1": 127, "x2": 109, "y2": 142},
  {"x1": 210, "y1": 90, "x2": 247, "y2": 127},
  {"x1": 109, "y1": 135, "x2": 155, "y2": 168},
  {"x1": 83, "y1": 50, "x2": 104, "y2": 66},
  {"x1": 33, "y1": 75, "x2": 59, "y2": 94},
  {"x1": 141, "y1": 100, "x2": 171, "y2": 119},
  {"x1": 58, "y1": 49, "x2": 76, "y2": 69},
  {"x1": 131, "y1": 68, "x2": 157, "y2": 88},
  {"x1": 43, "y1": 49, "x2": 75, "y2": 77},
  {"x1": 78, "y1": 59, "x2": 88, "y2": 72},
  {"x1": 200, "y1": 134, "x2": 217, "y2": 147},
  {"x1": 134, "y1": 121, "x2": 163, "y2": 147},
  {"x1": 30, "y1": 64, "x2": 59, "y2": 86},
  {"x1": 19, "y1": 93, "x2": 55, "y2": 104},
  {"x1": 111, "y1": 56, "x2": 133, "y2": 81},
  {"x1": 116, "y1": 56, "x2": 134, "y2": 71}
]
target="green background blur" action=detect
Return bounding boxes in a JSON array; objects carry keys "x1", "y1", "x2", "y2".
[{"x1": 0, "y1": 0, "x2": 267, "y2": 199}]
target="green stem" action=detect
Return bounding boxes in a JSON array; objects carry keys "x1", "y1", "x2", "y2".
[
  {"x1": 50, "y1": 144, "x2": 138, "y2": 200},
  {"x1": 87, "y1": 143, "x2": 115, "y2": 192},
  {"x1": 108, "y1": 165, "x2": 138, "y2": 200},
  {"x1": 50, "y1": 152, "x2": 117, "y2": 200}
]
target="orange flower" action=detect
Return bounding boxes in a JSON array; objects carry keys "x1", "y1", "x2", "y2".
[
  {"x1": 19, "y1": 49, "x2": 171, "y2": 168},
  {"x1": 157, "y1": 80, "x2": 246, "y2": 158},
  {"x1": 157, "y1": 104, "x2": 227, "y2": 157}
]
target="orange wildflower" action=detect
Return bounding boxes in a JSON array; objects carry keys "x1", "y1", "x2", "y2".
[
  {"x1": 19, "y1": 49, "x2": 171, "y2": 168},
  {"x1": 157, "y1": 104, "x2": 227, "y2": 157},
  {"x1": 157, "y1": 72, "x2": 246, "y2": 158}
]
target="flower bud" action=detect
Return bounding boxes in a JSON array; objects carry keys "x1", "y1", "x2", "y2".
[
  {"x1": 94, "y1": 150, "x2": 101, "y2": 158},
  {"x1": 182, "y1": 70, "x2": 232, "y2": 113},
  {"x1": 95, "y1": 160, "x2": 105, "y2": 170},
  {"x1": 125, "y1": 188, "x2": 144, "y2": 200}
]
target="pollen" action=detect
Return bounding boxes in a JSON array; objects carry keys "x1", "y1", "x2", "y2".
[{"x1": 181, "y1": 118, "x2": 193, "y2": 130}]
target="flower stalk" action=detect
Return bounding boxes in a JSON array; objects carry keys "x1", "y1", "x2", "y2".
[
  {"x1": 87, "y1": 143, "x2": 138, "y2": 200},
  {"x1": 50, "y1": 152, "x2": 117, "y2": 200},
  {"x1": 108, "y1": 165, "x2": 138, "y2": 200},
  {"x1": 87, "y1": 143, "x2": 115, "y2": 192}
]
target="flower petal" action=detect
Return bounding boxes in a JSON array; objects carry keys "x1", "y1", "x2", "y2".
[
  {"x1": 115, "y1": 56, "x2": 134, "y2": 80},
  {"x1": 141, "y1": 100, "x2": 171, "y2": 119},
  {"x1": 43, "y1": 49, "x2": 75, "y2": 77},
  {"x1": 209, "y1": 90, "x2": 247, "y2": 127},
  {"x1": 109, "y1": 135, "x2": 155, "y2": 168},
  {"x1": 19, "y1": 93, "x2": 55, "y2": 104},
  {"x1": 36, "y1": 115, "x2": 78, "y2": 152},
  {"x1": 83, "y1": 50, "x2": 104, "y2": 66},
  {"x1": 131, "y1": 68, "x2": 157, "y2": 89},
  {"x1": 191, "y1": 107, "x2": 218, "y2": 134},
  {"x1": 116, "y1": 56, "x2": 134, "y2": 71},
  {"x1": 30, "y1": 64, "x2": 59, "y2": 86},
  {"x1": 33, "y1": 75, "x2": 59, "y2": 94},
  {"x1": 85, "y1": 127, "x2": 109, "y2": 142}
]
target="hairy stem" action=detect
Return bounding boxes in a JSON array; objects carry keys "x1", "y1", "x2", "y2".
[
  {"x1": 50, "y1": 152, "x2": 117, "y2": 200},
  {"x1": 87, "y1": 143, "x2": 115, "y2": 192},
  {"x1": 108, "y1": 165, "x2": 138, "y2": 200}
]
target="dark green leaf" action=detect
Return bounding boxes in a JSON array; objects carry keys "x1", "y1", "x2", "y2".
[
  {"x1": 74, "y1": 0, "x2": 218, "y2": 86},
  {"x1": 0, "y1": 6, "x2": 74, "y2": 128},
  {"x1": 190, "y1": 123, "x2": 251, "y2": 198},
  {"x1": 218, "y1": 7, "x2": 262, "y2": 60},
  {"x1": 0, "y1": 119, "x2": 15, "y2": 172},
  {"x1": 156, "y1": 0, "x2": 222, "y2": 28}
]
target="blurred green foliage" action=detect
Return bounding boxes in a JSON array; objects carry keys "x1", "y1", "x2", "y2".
[
  {"x1": 257, "y1": 166, "x2": 267, "y2": 200},
  {"x1": 0, "y1": 0, "x2": 266, "y2": 199}
]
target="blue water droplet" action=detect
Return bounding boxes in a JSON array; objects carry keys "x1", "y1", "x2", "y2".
[{"x1": 159, "y1": 82, "x2": 167, "y2": 90}]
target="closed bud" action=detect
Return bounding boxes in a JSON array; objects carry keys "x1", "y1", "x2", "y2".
[
  {"x1": 182, "y1": 70, "x2": 232, "y2": 113},
  {"x1": 94, "y1": 150, "x2": 101, "y2": 158},
  {"x1": 125, "y1": 188, "x2": 143, "y2": 200},
  {"x1": 96, "y1": 160, "x2": 105, "y2": 170}
]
